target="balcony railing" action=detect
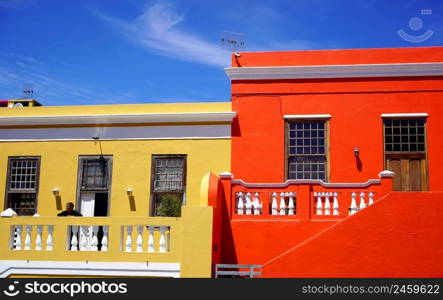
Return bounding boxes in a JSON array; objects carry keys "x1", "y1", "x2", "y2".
[
  {"x1": 0, "y1": 216, "x2": 180, "y2": 262},
  {"x1": 220, "y1": 170, "x2": 394, "y2": 221}
]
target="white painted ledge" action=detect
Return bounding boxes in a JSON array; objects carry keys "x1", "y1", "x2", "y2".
[
  {"x1": 0, "y1": 260, "x2": 180, "y2": 278},
  {"x1": 0, "y1": 112, "x2": 237, "y2": 126},
  {"x1": 225, "y1": 62, "x2": 443, "y2": 80},
  {"x1": 380, "y1": 113, "x2": 429, "y2": 118},
  {"x1": 284, "y1": 114, "x2": 331, "y2": 120}
]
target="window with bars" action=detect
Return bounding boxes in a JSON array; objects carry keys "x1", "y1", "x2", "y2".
[
  {"x1": 5, "y1": 157, "x2": 40, "y2": 216},
  {"x1": 150, "y1": 155, "x2": 186, "y2": 216},
  {"x1": 287, "y1": 121, "x2": 327, "y2": 181},
  {"x1": 384, "y1": 119, "x2": 426, "y2": 153},
  {"x1": 80, "y1": 157, "x2": 109, "y2": 190}
]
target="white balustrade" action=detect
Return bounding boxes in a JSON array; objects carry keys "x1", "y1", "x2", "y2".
[
  {"x1": 271, "y1": 192, "x2": 278, "y2": 215},
  {"x1": 80, "y1": 226, "x2": 89, "y2": 251},
  {"x1": 91, "y1": 226, "x2": 99, "y2": 251},
  {"x1": 324, "y1": 193, "x2": 331, "y2": 216},
  {"x1": 245, "y1": 192, "x2": 252, "y2": 215},
  {"x1": 101, "y1": 226, "x2": 108, "y2": 252},
  {"x1": 368, "y1": 192, "x2": 374, "y2": 206},
  {"x1": 35, "y1": 225, "x2": 42, "y2": 251},
  {"x1": 14, "y1": 225, "x2": 22, "y2": 250},
  {"x1": 147, "y1": 226, "x2": 155, "y2": 253},
  {"x1": 46, "y1": 225, "x2": 54, "y2": 251},
  {"x1": 10, "y1": 225, "x2": 55, "y2": 251},
  {"x1": 70, "y1": 226, "x2": 79, "y2": 251},
  {"x1": 24, "y1": 225, "x2": 32, "y2": 250},
  {"x1": 136, "y1": 226, "x2": 143, "y2": 252},
  {"x1": 237, "y1": 192, "x2": 244, "y2": 215},
  {"x1": 159, "y1": 226, "x2": 167, "y2": 253},
  {"x1": 125, "y1": 226, "x2": 133, "y2": 252},
  {"x1": 349, "y1": 192, "x2": 358, "y2": 215},
  {"x1": 332, "y1": 192, "x2": 339, "y2": 216},
  {"x1": 288, "y1": 193, "x2": 295, "y2": 215},
  {"x1": 359, "y1": 192, "x2": 366, "y2": 210},
  {"x1": 315, "y1": 192, "x2": 323, "y2": 215},
  {"x1": 253, "y1": 193, "x2": 261, "y2": 215},
  {"x1": 279, "y1": 192, "x2": 286, "y2": 215}
]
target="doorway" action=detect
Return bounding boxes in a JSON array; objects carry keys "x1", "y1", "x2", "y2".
[{"x1": 383, "y1": 118, "x2": 427, "y2": 191}]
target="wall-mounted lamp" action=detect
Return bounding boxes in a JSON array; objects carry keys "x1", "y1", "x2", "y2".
[
  {"x1": 354, "y1": 147, "x2": 360, "y2": 157},
  {"x1": 234, "y1": 52, "x2": 241, "y2": 57},
  {"x1": 126, "y1": 188, "x2": 133, "y2": 196},
  {"x1": 52, "y1": 188, "x2": 60, "y2": 196}
]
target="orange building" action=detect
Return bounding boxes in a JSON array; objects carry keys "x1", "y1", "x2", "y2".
[{"x1": 212, "y1": 46, "x2": 443, "y2": 277}]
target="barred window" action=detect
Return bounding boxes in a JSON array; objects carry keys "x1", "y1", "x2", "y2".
[
  {"x1": 287, "y1": 121, "x2": 327, "y2": 181},
  {"x1": 80, "y1": 157, "x2": 109, "y2": 190},
  {"x1": 384, "y1": 119, "x2": 425, "y2": 153},
  {"x1": 151, "y1": 155, "x2": 186, "y2": 216},
  {"x1": 6, "y1": 157, "x2": 40, "y2": 216}
]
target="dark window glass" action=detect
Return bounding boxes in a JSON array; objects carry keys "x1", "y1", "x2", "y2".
[
  {"x1": 81, "y1": 158, "x2": 109, "y2": 190},
  {"x1": 384, "y1": 119, "x2": 426, "y2": 153},
  {"x1": 287, "y1": 121, "x2": 327, "y2": 181}
]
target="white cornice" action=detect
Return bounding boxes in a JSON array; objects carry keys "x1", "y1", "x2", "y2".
[
  {"x1": 284, "y1": 114, "x2": 331, "y2": 119},
  {"x1": 380, "y1": 113, "x2": 429, "y2": 118},
  {"x1": 225, "y1": 62, "x2": 443, "y2": 80},
  {"x1": 0, "y1": 112, "x2": 237, "y2": 126}
]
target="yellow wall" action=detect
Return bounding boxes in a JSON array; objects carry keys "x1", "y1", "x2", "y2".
[{"x1": 0, "y1": 139, "x2": 229, "y2": 216}]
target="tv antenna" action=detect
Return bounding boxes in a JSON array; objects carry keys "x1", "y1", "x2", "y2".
[
  {"x1": 22, "y1": 83, "x2": 34, "y2": 99},
  {"x1": 221, "y1": 31, "x2": 246, "y2": 55}
]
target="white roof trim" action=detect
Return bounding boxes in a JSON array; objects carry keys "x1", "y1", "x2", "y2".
[
  {"x1": 225, "y1": 62, "x2": 443, "y2": 80},
  {"x1": 284, "y1": 114, "x2": 331, "y2": 119},
  {"x1": 0, "y1": 112, "x2": 237, "y2": 126},
  {"x1": 380, "y1": 113, "x2": 429, "y2": 118}
]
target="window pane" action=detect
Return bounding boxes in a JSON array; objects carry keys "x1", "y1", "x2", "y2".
[
  {"x1": 153, "y1": 157, "x2": 185, "y2": 193},
  {"x1": 8, "y1": 158, "x2": 39, "y2": 191},
  {"x1": 384, "y1": 118, "x2": 425, "y2": 153}
]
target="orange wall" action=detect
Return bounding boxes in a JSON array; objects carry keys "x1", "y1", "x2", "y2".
[
  {"x1": 231, "y1": 47, "x2": 443, "y2": 189},
  {"x1": 262, "y1": 192, "x2": 443, "y2": 277}
]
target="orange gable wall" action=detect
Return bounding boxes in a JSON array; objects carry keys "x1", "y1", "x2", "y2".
[{"x1": 230, "y1": 47, "x2": 443, "y2": 190}]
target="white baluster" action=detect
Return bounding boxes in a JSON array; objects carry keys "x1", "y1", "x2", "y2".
[
  {"x1": 271, "y1": 192, "x2": 278, "y2": 215},
  {"x1": 349, "y1": 192, "x2": 358, "y2": 215},
  {"x1": 147, "y1": 226, "x2": 155, "y2": 253},
  {"x1": 368, "y1": 192, "x2": 374, "y2": 206},
  {"x1": 14, "y1": 225, "x2": 23, "y2": 250},
  {"x1": 46, "y1": 225, "x2": 54, "y2": 251},
  {"x1": 253, "y1": 193, "x2": 261, "y2": 215},
  {"x1": 237, "y1": 192, "x2": 244, "y2": 215},
  {"x1": 35, "y1": 225, "x2": 42, "y2": 251},
  {"x1": 288, "y1": 192, "x2": 295, "y2": 215},
  {"x1": 279, "y1": 192, "x2": 286, "y2": 215},
  {"x1": 24, "y1": 225, "x2": 32, "y2": 250},
  {"x1": 332, "y1": 192, "x2": 339, "y2": 216},
  {"x1": 101, "y1": 226, "x2": 108, "y2": 252},
  {"x1": 70, "y1": 226, "x2": 78, "y2": 251},
  {"x1": 80, "y1": 226, "x2": 88, "y2": 251},
  {"x1": 91, "y1": 226, "x2": 99, "y2": 251},
  {"x1": 324, "y1": 193, "x2": 331, "y2": 215},
  {"x1": 245, "y1": 192, "x2": 252, "y2": 215},
  {"x1": 136, "y1": 226, "x2": 143, "y2": 252},
  {"x1": 125, "y1": 226, "x2": 132, "y2": 252},
  {"x1": 359, "y1": 192, "x2": 366, "y2": 210},
  {"x1": 159, "y1": 226, "x2": 167, "y2": 253},
  {"x1": 315, "y1": 192, "x2": 323, "y2": 215}
]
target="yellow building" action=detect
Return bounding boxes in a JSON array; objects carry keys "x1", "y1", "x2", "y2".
[{"x1": 0, "y1": 99, "x2": 235, "y2": 278}]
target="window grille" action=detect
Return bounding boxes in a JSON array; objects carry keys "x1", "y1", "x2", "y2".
[
  {"x1": 287, "y1": 121, "x2": 327, "y2": 180},
  {"x1": 151, "y1": 155, "x2": 186, "y2": 216},
  {"x1": 6, "y1": 157, "x2": 40, "y2": 216},
  {"x1": 384, "y1": 119, "x2": 425, "y2": 153},
  {"x1": 81, "y1": 158, "x2": 108, "y2": 190}
]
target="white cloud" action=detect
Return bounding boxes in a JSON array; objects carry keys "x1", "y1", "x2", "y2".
[{"x1": 92, "y1": 1, "x2": 231, "y2": 68}]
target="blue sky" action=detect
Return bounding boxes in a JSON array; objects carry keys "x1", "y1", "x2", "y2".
[{"x1": 0, "y1": 0, "x2": 442, "y2": 106}]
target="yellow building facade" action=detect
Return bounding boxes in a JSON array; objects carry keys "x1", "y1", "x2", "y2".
[{"x1": 0, "y1": 100, "x2": 234, "y2": 278}]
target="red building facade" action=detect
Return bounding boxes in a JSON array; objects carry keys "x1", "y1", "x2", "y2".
[{"x1": 212, "y1": 46, "x2": 443, "y2": 277}]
